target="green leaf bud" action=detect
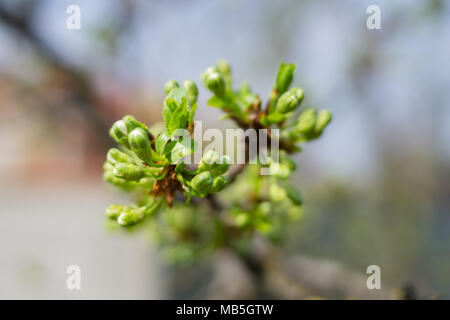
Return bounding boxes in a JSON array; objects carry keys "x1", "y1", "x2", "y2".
[
  {"x1": 107, "y1": 148, "x2": 132, "y2": 165},
  {"x1": 117, "y1": 207, "x2": 145, "y2": 226},
  {"x1": 275, "y1": 62, "x2": 296, "y2": 94},
  {"x1": 103, "y1": 168, "x2": 138, "y2": 190},
  {"x1": 275, "y1": 88, "x2": 304, "y2": 114},
  {"x1": 128, "y1": 127, "x2": 153, "y2": 163},
  {"x1": 122, "y1": 115, "x2": 147, "y2": 133},
  {"x1": 296, "y1": 108, "x2": 317, "y2": 134},
  {"x1": 198, "y1": 149, "x2": 219, "y2": 171},
  {"x1": 211, "y1": 175, "x2": 229, "y2": 193},
  {"x1": 183, "y1": 80, "x2": 198, "y2": 106},
  {"x1": 190, "y1": 171, "x2": 213, "y2": 194},
  {"x1": 210, "y1": 155, "x2": 231, "y2": 176},
  {"x1": 113, "y1": 163, "x2": 143, "y2": 181},
  {"x1": 264, "y1": 112, "x2": 285, "y2": 124},
  {"x1": 201, "y1": 67, "x2": 218, "y2": 86},
  {"x1": 109, "y1": 120, "x2": 129, "y2": 148},
  {"x1": 206, "y1": 72, "x2": 226, "y2": 97},
  {"x1": 217, "y1": 60, "x2": 231, "y2": 76},
  {"x1": 155, "y1": 132, "x2": 170, "y2": 155},
  {"x1": 142, "y1": 198, "x2": 162, "y2": 216},
  {"x1": 105, "y1": 204, "x2": 125, "y2": 220},
  {"x1": 291, "y1": 87, "x2": 304, "y2": 101},
  {"x1": 314, "y1": 110, "x2": 332, "y2": 134},
  {"x1": 164, "y1": 80, "x2": 180, "y2": 95}
]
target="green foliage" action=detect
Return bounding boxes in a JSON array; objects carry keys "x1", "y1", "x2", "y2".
[{"x1": 103, "y1": 61, "x2": 332, "y2": 263}]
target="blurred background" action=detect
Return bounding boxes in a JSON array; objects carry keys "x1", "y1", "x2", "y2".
[{"x1": 0, "y1": 0, "x2": 449, "y2": 299}]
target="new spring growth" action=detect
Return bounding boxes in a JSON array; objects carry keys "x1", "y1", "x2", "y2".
[
  {"x1": 128, "y1": 127, "x2": 153, "y2": 164},
  {"x1": 109, "y1": 115, "x2": 150, "y2": 149},
  {"x1": 107, "y1": 148, "x2": 132, "y2": 164},
  {"x1": 117, "y1": 207, "x2": 145, "y2": 226},
  {"x1": 211, "y1": 175, "x2": 229, "y2": 193},
  {"x1": 106, "y1": 199, "x2": 162, "y2": 227},
  {"x1": 106, "y1": 148, "x2": 143, "y2": 182},
  {"x1": 109, "y1": 120, "x2": 129, "y2": 148},
  {"x1": 105, "y1": 205, "x2": 144, "y2": 226},
  {"x1": 203, "y1": 69, "x2": 226, "y2": 97},
  {"x1": 165, "y1": 80, "x2": 180, "y2": 95},
  {"x1": 103, "y1": 60, "x2": 332, "y2": 246},
  {"x1": 197, "y1": 150, "x2": 230, "y2": 176},
  {"x1": 183, "y1": 80, "x2": 198, "y2": 106},
  {"x1": 105, "y1": 204, "x2": 124, "y2": 220},
  {"x1": 188, "y1": 150, "x2": 230, "y2": 196},
  {"x1": 295, "y1": 108, "x2": 332, "y2": 139},
  {"x1": 276, "y1": 87, "x2": 304, "y2": 114},
  {"x1": 217, "y1": 59, "x2": 231, "y2": 76},
  {"x1": 190, "y1": 171, "x2": 214, "y2": 195},
  {"x1": 275, "y1": 63, "x2": 296, "y2": 94}
]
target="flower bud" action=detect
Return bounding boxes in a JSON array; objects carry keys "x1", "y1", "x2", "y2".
[
  {"x1": 295, "y1": 108, "x2": 317, "y2": 134},
  {"x1": 109, "y1": 120, "x2": 129, "y2": 148},
  {"x1": 122, "y1": 115, "x2": 147, "y2": 133},
  {"x1": 314, "y1": 110, "x2": 332, "y2": 134},
  {"x1": 117, "y1": 207, "x2": 144, "y2": 226},
  {"x1": 275, "y1": 88, "x2": 304, "y2": 114},
  {"x1": 206, "y1": 72, "x2": 226, "y2": 97},
  {"x1": 128, "y1": 128, "x2": 153, "y2": 163},
  {"x1": 210, "y1": 155, "x2": 231, "y2": 176},
  {"x1": 275, "y1": 63, "x2": 296, "y2": 94},
  {"x1": 165, "y1": 80, "x2": 179, "y2": 95},
  {"x1": 105, "y1": 204, "x2": 124, "y2": 220},
  {"x1": 198, "y1": 150, "x2": 219, "y2": 172},
  {"x1": 201, "y1": 67, "x2": 218, "y2": 86},
  {"x1": 217, "y1": 60, "x2": 231, "y2": 76},
  {"x1": 103, "y1": 169, "x2": 136, "y2": 190},
  {"x1": 291, "y1": 87, "x2": 304, "y2": 101},
  {"x1": 142, "y1": 198, "x2": 162, "y2": 216},
  {"x1": 113, "y1": 163, "x2": 143, "y2": 181},
  {"x1": 183, "y1": 80, "x2": 198, "y2": 105},
  {"x1": 190, "y1": 171, "x2": 213, "y2": 194},
  {"x1": 211, "y1": 175, "x2": 229, "y2": 193},
  {"x1": 107, "y1": 148, "x2": 132, "y2": 165}
]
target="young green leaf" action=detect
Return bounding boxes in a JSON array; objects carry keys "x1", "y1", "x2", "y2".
[
  {"x1": 275, "y1": 62, "x2": 296, "y2": 94},
  {"x1": 155, "y1": 132, "x2": 170, "y2": 155}
]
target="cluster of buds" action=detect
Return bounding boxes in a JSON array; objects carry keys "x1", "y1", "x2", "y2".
[
  {"x1": 103, "y1": 81, "x2": 231, "y2": 227},
  {"x1": 187, "y1": 150, "x2": 230, "y2": 197},
  {"x1": 201, "y1": 61, "x2": 332, "y2": 145},
  {"x1": 103, "y1": 61, "x2": 333, "y2": 260},
  {"x1": 197, "y1": 60, "x2": 333, "y2": 240}
]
